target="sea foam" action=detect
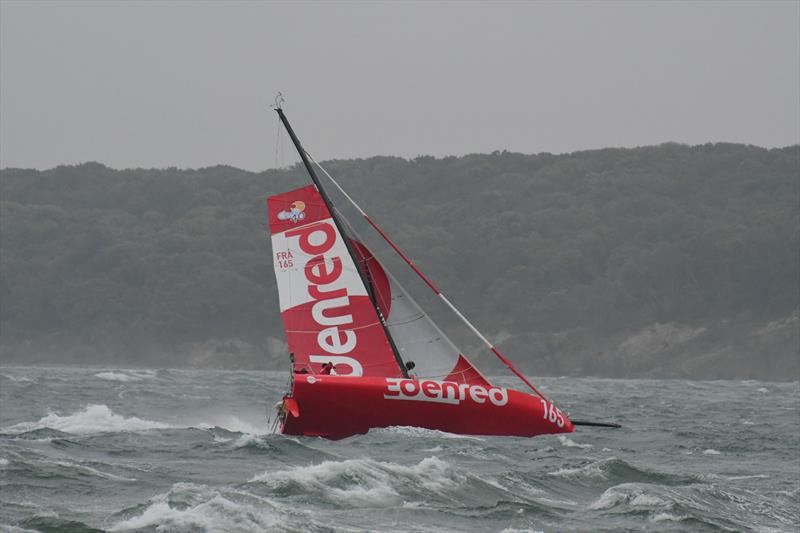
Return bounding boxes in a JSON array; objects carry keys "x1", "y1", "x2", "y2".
[
  {"x1": 557, "y1": 435, "x2": 593, "y2": 449},
  {"x1": 95, "y1": 371, "x2": 140, "y2": 382},
  {"x1": 94, "y1": 370, "x2": 157, "y2": 382},
  {"x1": 249, "y1": 456, "x2": 462, "y2": 506},
  {"x1": 590, "y1": 483, "x2": 671, "y2": 511},
  {"x1": 109, "y1": 483, "x2": 281, "y2": 532},
  {"x1": 2, "y1": 404, "x2": 170, "y2": 435}
]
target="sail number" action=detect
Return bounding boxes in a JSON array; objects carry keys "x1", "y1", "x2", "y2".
[
  {"x1": 276, "y1": 251, "x2": 294, "y2": 269},
  {"x1": 539, "y1": 399, "x2": 565, "y2": 428}
]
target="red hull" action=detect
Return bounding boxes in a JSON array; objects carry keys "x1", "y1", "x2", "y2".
[{"x1": 281, "y1": 375, "x2": 574, "y2": 440}]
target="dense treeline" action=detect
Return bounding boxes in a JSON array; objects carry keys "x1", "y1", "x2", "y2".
[{"x1": 1, "y1": 143, "x2": 797, "y2": 374}]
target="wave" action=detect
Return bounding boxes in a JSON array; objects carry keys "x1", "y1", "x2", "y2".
[
  {"x1": 367, "y1": 426, "x2": 486, "y2": 441},
  {"x1": 249, "y1": 456, "x2": 464, "y2": 507},
  {"x1": 1, "y1": 405, "x2": 269, "y2": 438},
  {"x1": 1, "y1": 404, "x2": 170, "y2": 435},
  {"x1": 651, "y1": 512, "x2": 688, "y2": 523},
  {"x1": 193, "y1": 415, "x2": 270, "y2": 435},
  {"x1": 108, "y1": 482, "x2": 281, "y2": 532},
  {"x1": 39, "y1": 459, "x2": 137, "y2": 482},
  {"x1": 94, "y1": 371, "x2": 139, "y2": 382},
  {"x1": 587, "y1": 481, "x2": 797, "y2": 531},
  {"x1": 547, "y1": 457, "x2": 696, "y2": 486},
  {"x1": 5, "y1": 519, "x2": 96, "y2": 533},
  {"x1": 548, "y1": 462, "x2": 608, "y2": 479},
  {"x1": 0, "y1": 374, "x2": 34, "y2": 383},
  {"x1": 589, "y1": 483, "x2": 671, "y2": 511},
  {"x1": 557, "y1": 436, "x2": 593, "y2": 449},
  {"x1": 94, "y1": 369, "x2": 157, "y2": 382}
]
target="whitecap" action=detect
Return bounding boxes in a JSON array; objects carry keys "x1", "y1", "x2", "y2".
[
  {"x1": 249, "y1": 456, "x2": 462, "y2": 505},
  {"x1": 45, "y1": 460, "x2": 136, "y2": 482},
  {"x1": 702, "y1": 449, "x2": 721, "y2": 455},
  {"x1": 109, "y1": 483, "x2": 280, "y2": 532},
  {"x1": 232, "y1": 434, "x2": 266, "y2": 449},
  {"x1": 0, "y1": 374, "x2": 33, "y2": 383},
  {"x1": 0, "y1": 526, "x2": 42, "y2": 533},
  {"x1": 537, "y1": 496, "x2": 577, "y2": 506},
  {"x1": 589, "y1": 488, "x2": 628, "y2": 510},
  {"x1": 95, "y1": 372, "x2": 140, "y2": 383},
  {"x1": 194, "y1": 415, "x2": 269, "y2": 435},
  {"x1": 590, "y1": 484, "x2": 671, "y2": 511},
  {"x1": 2, "y1": 404, "x2": 170, "y2": 435},
  {"x1": 651, "y1": 512, "x2": 687, "y2": 522},
  {"x1": 548, "y1": 460, "x2": 607, "y2": 479},
  {"x1": 372, "y1": 426, "x2": 485, "y2": 441},
  {"x1": 630, "y1": 493, "x2": 667, "y2": 507},
  {"x1": 704, "y1": 473, "x2": 769, "y2": 481},
  {"x1": 557, "y1": 436, "x2": 593, "y2": 449},
  {"x1": 0, "y1": 458, "x2": 8, "y2": 467}
]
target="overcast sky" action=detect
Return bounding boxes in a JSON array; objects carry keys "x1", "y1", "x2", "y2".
[{"x1": 1, "y1": 1, "x2": 798, "y2": 171}]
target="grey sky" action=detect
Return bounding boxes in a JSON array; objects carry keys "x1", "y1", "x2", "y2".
[{"x1": 1, "y1": 0, "x2": 798, "y2": 171}]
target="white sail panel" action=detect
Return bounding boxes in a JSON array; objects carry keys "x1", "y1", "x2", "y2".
[{"x1": 351, "y1": 240, "x2": 490, "y2": 386}]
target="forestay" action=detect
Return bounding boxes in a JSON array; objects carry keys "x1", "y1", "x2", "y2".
[{"x1": 351, "y1": 240, "x2": 490, "y2": 386}]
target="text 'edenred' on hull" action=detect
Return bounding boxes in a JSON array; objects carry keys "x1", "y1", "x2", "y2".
[{"x1": 280, "y1": 375, "x2": 573, "y2": 440}]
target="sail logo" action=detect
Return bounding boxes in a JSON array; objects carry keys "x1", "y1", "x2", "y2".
[
  {"x1": 277, "y1": 200, "x2": 306, "y2": 223},
  {"x1": 285, "y1": 219, "x2": 363, "y2": 376},
  {"x1": 384, "y1": 378, "x2": 508, "y2": 407}
]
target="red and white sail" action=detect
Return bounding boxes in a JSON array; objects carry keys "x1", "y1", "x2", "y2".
[
  {"x1": 268, "y1": 185, "x2": 402, "y2": 378},
  {"x1": 268, "y1": 183, "x2": 488, "y2": 386}
]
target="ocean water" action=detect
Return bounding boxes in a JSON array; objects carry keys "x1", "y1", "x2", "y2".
[{"x1": 0, "y1": 367, "x2": 797, "y2": 532}]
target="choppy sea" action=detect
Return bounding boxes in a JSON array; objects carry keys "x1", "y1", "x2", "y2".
[{"x1": 0, "y1": 367, "x2": 797, "y2": 532}]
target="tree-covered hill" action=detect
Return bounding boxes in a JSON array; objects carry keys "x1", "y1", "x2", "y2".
[{"x1": 1, "y1": 143, "x2": 797, "y2": 380}]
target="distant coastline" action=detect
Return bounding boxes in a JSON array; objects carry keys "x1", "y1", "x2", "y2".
[{"x1": 2, "y1": 143, "x2": 797, "y2": 381}]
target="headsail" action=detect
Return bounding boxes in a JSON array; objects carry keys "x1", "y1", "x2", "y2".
[
  {"x1": 351, "y1": 240, "x2": 490, "y2": 386},
  {"x1": 268, "y1": 185, "x2": 403, "y2": 378}
]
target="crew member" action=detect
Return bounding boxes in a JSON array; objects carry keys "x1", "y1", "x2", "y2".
[{"x1": 405, "y1": 360, "x2": 417, "y2": 380}]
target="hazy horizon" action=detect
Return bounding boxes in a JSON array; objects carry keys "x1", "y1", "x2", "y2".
[
  {"x1": 2, "y1": 1, "x2": 798, "y2": 171},
  {"x1": 3, "y1": 139, "x2": 800, "y2": 174}
]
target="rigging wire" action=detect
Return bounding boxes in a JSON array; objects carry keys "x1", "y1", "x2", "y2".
[{"x1": 305, "y1": 151, "x2": 553, "y2": 404}]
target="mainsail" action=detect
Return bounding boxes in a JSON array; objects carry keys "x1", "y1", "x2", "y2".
[
  {"x1": 268, "y1": 184, "x2": 489, "y2": 385},
  {"x1": 268, "y1": 185, "x2": 402, "y2": 378}
]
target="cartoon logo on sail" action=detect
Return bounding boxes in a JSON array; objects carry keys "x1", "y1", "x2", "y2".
[{"x1": 277, "y1": 201, "x2": 306, "y2": 223}]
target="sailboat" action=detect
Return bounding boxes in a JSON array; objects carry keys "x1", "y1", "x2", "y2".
[{"x1": 267, "y1": 100, "x2": 616, "y2": 440}]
